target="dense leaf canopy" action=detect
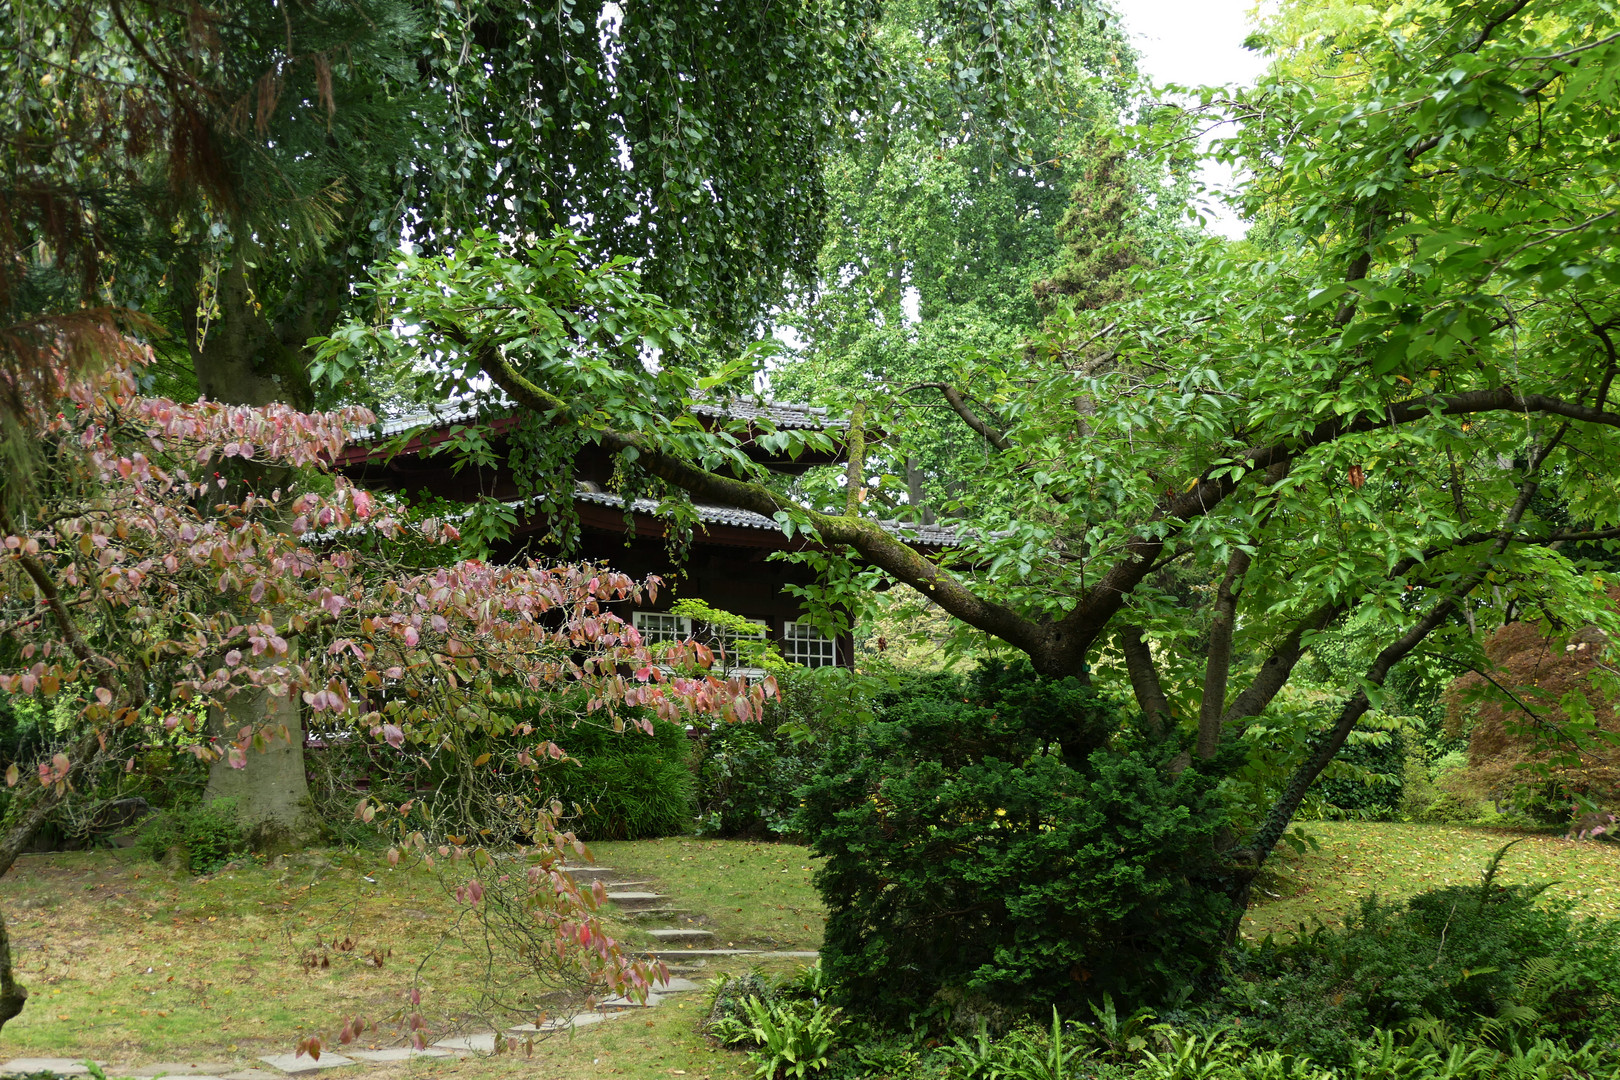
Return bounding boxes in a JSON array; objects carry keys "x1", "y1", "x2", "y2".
[{"x1": 320, "y1": 0, "x2": 1620, "y2": 879}]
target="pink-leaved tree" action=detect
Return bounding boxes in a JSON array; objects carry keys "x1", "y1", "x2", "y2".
[{"x1": 0, "y1": 343, "x2": 769, "y2": 1038}]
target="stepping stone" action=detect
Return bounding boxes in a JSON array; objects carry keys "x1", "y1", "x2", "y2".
[
  {"x1": 514, "y1": 1010, "x2": 637, "y2": 1033},
  {"x1": 129, "y1": 1065, "x2": 235, "y2": 1077},
  {"x1": 430, "y1": 1033, "x2": 497, "y2": 1053},
  {"x1": 653, "y1": 976, "x2": 703, "y2": 992},
  {"x1": 596, "y1": 991, "x2": 663, "y2": 1009},
  {"x1": 605, "y1": 891, "x2": 665, "y2": 910},
  {"x1": 223, "y1": 1071, "x2": 283, "y2": 1080},
  {"x1": 556, "y1": 865, "x2": 617, "y2": 880},
  {"x1": 257, "y1": 1054, "x2": 358, "y2": 1075},
  {"x1": 646, "y1": 928, "x2": 715, "y2": 945},
  {"x1": 345, "y1": 1049, "x2": 454, "y2": 1064},
  {"x1": 3, "y1": 1062, "x2": 103, "y2": 1077}
]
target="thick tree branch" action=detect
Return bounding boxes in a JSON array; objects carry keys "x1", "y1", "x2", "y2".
[
  {"x1": 476, "y1": 348, "x2": 1060, "y2": 664},
  {"x1": 1118, "y1": 624, "x2": 1169, "y2": 740},
  {"x1": 0, "y1": 908, "x2": 23, "y2": 1030},
  {"x1": 1214, "y1": 507, "x2": 1610, "y2": 731},
  {"x1": 0, "y1": 722, "x2": 107, "y2": 1033},
  {"x1": 904, "y1": 382, "x2": 1013, "y2": 452},
  {"x1": 1237, "y1": 578, "x2": 1474, "y2": 869},
  {"x1": 1055, "y1": 387, "x2": 1620, "y2": 658},
  {"x1": 1198, "y1": 548, "x2": 1251, "y2": 759},
  {"x1": 844, "y1": 401, "x2": 867, "y2": 517},
  {"x1": 1221, "y1": 601, "x2": 1344, "y2": 725},
  {"x1": 475, "y1": 321, "x2": 1620, "y2": 681},
  {"x1": 1236, "y1": 432, "x2": 1559, "y2": 870}
]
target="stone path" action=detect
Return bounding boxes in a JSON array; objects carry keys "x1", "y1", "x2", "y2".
[{"x1": 2, "y1": 862, "x2": 815, "y2": 1080}]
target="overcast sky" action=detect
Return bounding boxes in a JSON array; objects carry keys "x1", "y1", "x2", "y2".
[{"x1": 1116, "y1": 0, "x2": 1273, "y2": 237}]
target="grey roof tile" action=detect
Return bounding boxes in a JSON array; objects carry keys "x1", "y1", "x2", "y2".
[
  {"x1": 351, "y1": 394, "x2": 841, "y2": 446},
  {"x1": 569, "y1": 491, "x2": 962, "y2": 547}
]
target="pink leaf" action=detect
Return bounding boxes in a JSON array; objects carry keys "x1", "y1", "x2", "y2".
[{"x1": 382, "y1": 724, "x2": 404, "y2": 749}]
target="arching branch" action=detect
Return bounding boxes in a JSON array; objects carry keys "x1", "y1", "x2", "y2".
[
  {"x1": 903, "y1": 382, "x2": 1012, "y2": 451},
  {"x1": 476, "y1": 347, "x2": 1058, "y2": 663}
]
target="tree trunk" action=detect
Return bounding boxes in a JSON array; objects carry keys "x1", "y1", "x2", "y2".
[
  {"x1": 0, "y1": 908, "x2": 24, "y2": 1032},
  {"x1": 182, "y1": 249, "x2": 323, "y2": 411},
  {"x1": 202, "y1": 671, "x2": 318, "y2": 853},
  {"x1": 183, "y1": 252, "x2": 339, "y2": 846}
]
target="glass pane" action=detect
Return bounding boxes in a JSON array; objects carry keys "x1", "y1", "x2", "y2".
[
  {"x1": 783, "y1": 621, "x2": 837, "y2": 668},
  {"x1": 632, "y1": 612, "x2": 690, "y2": 646}
]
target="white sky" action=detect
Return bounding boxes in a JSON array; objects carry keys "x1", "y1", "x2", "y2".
[{"x1": 1116, "y1": 0, "x2": 1273, "y2": 238}]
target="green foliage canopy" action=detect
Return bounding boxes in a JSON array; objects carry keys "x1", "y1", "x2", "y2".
[{"x1": 320, "y1": 0, "x2": 1620, "y2": 891}]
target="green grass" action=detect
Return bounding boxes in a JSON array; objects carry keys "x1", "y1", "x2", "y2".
[
  {"x1": 1, "y1": 826, "x2": 1613, "y2": 1074},
  {"x1": 587, "y1": 838, "x2": 823, "y2": 951},
  {"x1": 0, "y1": 840, "x2": 819, "y2": 1070},
  {"x1": 1243, "y1": 821, "x2": 1620, "y2": 940}
]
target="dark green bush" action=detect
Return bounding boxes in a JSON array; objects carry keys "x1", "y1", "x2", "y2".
[
  {"x1": 135, "y1": 797, "x2": 249, "y2": 873},
  {"x1": 534, "y1": 716, "x2": 694, "y2": 840},
  {"x1": 1312, "y1": 727, "x2": 1407, "y2": 819},
  {"x1": 695, "y1": 667, "x2": 873, "y2": 839},
  {"x1": 797, "y1": 661, "x2": 1235, "y2": 1025},
  {"x1": 1218, "y1": 845, "x2": 1620, "y2": 1065}
]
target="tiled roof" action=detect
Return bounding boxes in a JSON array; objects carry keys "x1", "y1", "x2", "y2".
[
  {"x1": 688, "y1": 398, "x2": 841, "y2": 430},
  {"x1": 351, "y1": 394, "x2": 840, "y2": 445},
  {"x1": 351, "y1": 395, "x2": 504, "y2": 443},
  {"x1": 569, "y1": 491, "x2": 963, "y2": 548}
]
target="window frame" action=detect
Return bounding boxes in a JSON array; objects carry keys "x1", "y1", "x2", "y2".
[
  {"x1": 782, "y1": 619, "x2": 839, "y2": 668},
  {"x1": 630, "y1": 610, "x2": 693, "y2": 647}
]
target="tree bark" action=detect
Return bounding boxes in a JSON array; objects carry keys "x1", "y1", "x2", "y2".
[
  {"x1": 183, "y1": 251, "x2": 332, "y2": 847},
  {"x1": 1118, "y1": 624, "x2": 1169, "y2": 740},
  {"x1": 181, "y1": 249, "x2": 321, "y2": 412},
  {"x1": 0, "y1": 907, "x2": 24, "y2": 1032},
  {"x1": 1197, "y1": 549, "x2": 1250, "y2": 759},
  {"x1": 201, "y1": 642, "x2": 318, "y2": 852},
  {"x1": 0, "y1": 726, "x2": 106, "y2": 1034},
  {"x1": 903, "y1": 457, "x2": 934, "y2": 526}
]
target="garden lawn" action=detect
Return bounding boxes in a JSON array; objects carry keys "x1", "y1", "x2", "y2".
[
  {"x1": 0, "y1": 841, "x2": 819, "y2": 1071},
  {"x1": 587, "y1": 838, "x2": 824, "y2": 951},
  {"x1": 1244, "y1": 821, "x2": 1620, "y2": 940}
]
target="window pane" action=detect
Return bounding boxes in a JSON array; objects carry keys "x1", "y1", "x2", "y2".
[
  {"x1": 783, "y1": 621, "x2": 837, "y2": 668},
  {"x1": 632, "y1": 611, "x2": 690, "y2": 646}
]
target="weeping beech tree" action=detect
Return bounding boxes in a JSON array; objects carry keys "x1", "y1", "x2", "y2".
[{"x1": 318, "y1": 0, "x2": 1620, "y2": 915}]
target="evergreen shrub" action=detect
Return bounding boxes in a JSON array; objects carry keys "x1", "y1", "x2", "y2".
[
  {"x1": 1219, "y1": 845, "x2": 1620, "y2": 1065},
  {"x1": 797, "y1": 661, "x2": 1234, "y2": 1024},
  {"x1": 135, "y1": 797, "x2": 248, "y2": 873},
  {"x1": 534, "y1": 716, "x2": 695, "y2": 840}
]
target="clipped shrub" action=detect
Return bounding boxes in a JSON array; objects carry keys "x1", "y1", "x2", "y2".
[
  {"x1": 1219, "y1": 844, "x2": 1620, "y2": 1065},
  {"x1": 533, "y1": 716, "x2": 694, "y2": 840},
  {"x1": 797, "y1": 661, "x2": 1234, "y2": 1024},
  {"x1": 135, "y1": 797, "x2": 248, "y2": 873}
]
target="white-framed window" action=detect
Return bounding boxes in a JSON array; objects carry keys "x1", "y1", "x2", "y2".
[
  {"x1": 782, "y1": 620, "x2": 838, "y2": 668},
  {"x1": 631, "y1": 611, "x2": 692, "y2": 646},
  {"x1": 710, "y1": 618, "x2": 769, "y2": 671}
]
